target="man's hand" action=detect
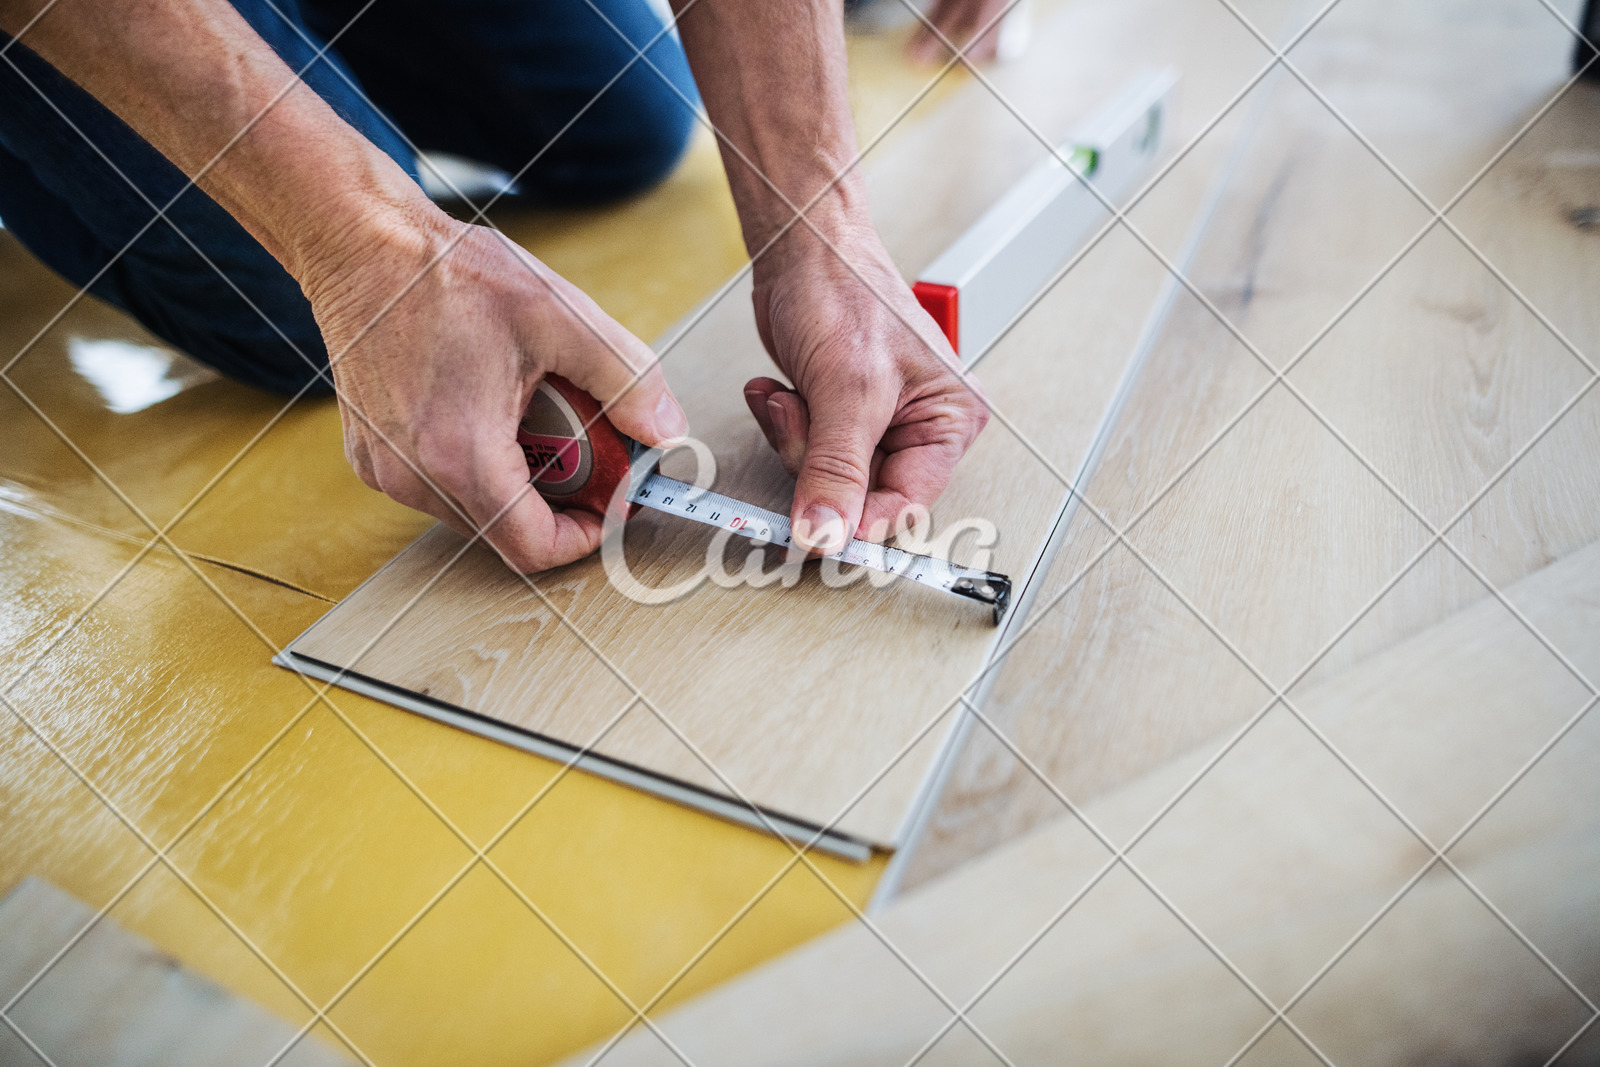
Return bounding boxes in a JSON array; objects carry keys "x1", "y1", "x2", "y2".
[
  {"x1": 0, "y1": 0, "x2": 689, "y2": 575},
  {"x1": 302, "y1": 207, "x2": 688, "y2": 573},
  {"x1": 908, "y1": 0, "x2": 1025, "y2": 66},
  {"x1": 743, "y1": 226, "x2": 989, "y2": 553},
  {"x1": 673, "y1": 0, "x2": 993, "y2": 555}
]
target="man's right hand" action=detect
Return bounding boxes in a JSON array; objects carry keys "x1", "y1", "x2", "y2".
[{"x1": 300, "y1": 206, "x2": 689, "y2": 573}]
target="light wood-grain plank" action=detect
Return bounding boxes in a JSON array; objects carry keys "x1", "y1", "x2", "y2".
[
  {"x1": 570, "y1": 538, "x2": 1600, "y2": 1066},
  {"x1": 899, "y1": 0, "x2": 1600, "y2": 886},
  {"x1": 286, "y1": 0, "x2": 1289, "y2": 849},
  {"x1": 0, "y1": 878, "x2": 353, "y2": 1067}
]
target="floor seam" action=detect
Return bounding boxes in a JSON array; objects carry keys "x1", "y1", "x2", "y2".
[{"x1": 0, "y1": 482, "x2": 339, "y2": 603}]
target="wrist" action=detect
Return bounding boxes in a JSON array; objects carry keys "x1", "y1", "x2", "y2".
[
  {"x1": 286, "y1": 174, "x2": 445, "y2": 288},
  {"x1": 198, "y1": 92, "x2": 446, "y2": 293},
  {"x1": 748, "y1": 181, "x2": 880, "y2": 283},
  {"x1": 751, "y1": 204, "x2": 905, "y2": 298},
  {"x1": 287, "y1": 182, "x2": 456, "y2": 315}
]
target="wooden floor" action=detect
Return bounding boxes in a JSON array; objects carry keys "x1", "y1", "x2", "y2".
[
  {"x1": 2, "y1": 0, "x2": 1595, "y2": 1061},
  {"x1": 897, "y1": 0, "x2": 1600, "y2": 890},
  {"x1": 578, "y1": 540, "x2": 1600, "y2": 1065}
]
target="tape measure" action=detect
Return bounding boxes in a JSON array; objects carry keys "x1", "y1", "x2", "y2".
[{"x1": 518, "y1": 375, "x2": 1012, "y2": 623}]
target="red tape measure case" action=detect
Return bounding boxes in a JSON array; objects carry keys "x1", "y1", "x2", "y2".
[{"x1": 517, "y1": 374, "x2": 638, "y2": 518}]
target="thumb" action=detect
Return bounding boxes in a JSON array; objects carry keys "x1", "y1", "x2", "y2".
[{"x1": 790, "y1": 383, "x2": 892, "y2": 554}]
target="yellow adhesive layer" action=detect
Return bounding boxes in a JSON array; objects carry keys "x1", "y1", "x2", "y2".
[
  {"x1": 0, "y1": 473, "x2": 886, "y2": 1065},
  {"x1": 0, "y1": 24, "x2": 976, "y2": 1062}
]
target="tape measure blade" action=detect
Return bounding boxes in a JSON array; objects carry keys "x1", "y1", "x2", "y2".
[
  {"x1": 632, "y1": 474, "x2": 792, "y2": 546},
  {"x1": 627, "y1": 473, "x2": 1009, "y2": 620}
]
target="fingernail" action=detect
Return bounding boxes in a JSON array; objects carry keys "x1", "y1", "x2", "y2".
[
  {"x1": 796, "y1": 505, "x2": 846, "y2": 553},
  {"x1": 768, "y1": 396, "x2": 807, "y2": 471},
  {"x1": 655, "y1": 393, "x2": 689, "y2": 444},
  {"x1": 767, "y1": 396, "x2": 793, "y2": 439}
]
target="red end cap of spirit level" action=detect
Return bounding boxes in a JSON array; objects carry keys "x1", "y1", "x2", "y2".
[{"x1": 912, "y1": 281, "x2": 960, "y2": 355}]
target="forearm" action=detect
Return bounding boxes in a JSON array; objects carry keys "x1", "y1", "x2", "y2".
[
  {"x1": 0, "y1": 0, "x2": 435, "y2": 286},
  {"x1": 670, "y1": 0, "x2": 869, "y2": 268}
]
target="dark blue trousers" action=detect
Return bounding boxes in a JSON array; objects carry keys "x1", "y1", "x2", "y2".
[{"x1": 0, "y1": 0, "x2": 698, "y2": 393}]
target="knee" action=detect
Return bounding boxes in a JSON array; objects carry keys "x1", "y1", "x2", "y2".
[
  {"x1": 540, "y1": 60, "x2": 699, "y2": 205},
  {"x1": 630, "y1": 75, "x2": 697, "y2": 188},
  {"x1": 604, "y1": 81, "x2": 696, "y2": 198},
  {"x1": 113, "y1": 265, "x2": 334, "y2": 396}
]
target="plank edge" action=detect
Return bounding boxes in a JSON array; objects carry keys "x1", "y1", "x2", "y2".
[
  {"x1": 870, "y1": 70, "x2": 1288, "y2": 906},
  {"x1": 271, "y1": 650, "x2": 875, "y2": 863}
]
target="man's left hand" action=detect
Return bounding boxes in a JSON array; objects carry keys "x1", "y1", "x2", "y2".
[{"x1": 744, "y1": 227, "x2": 990, "y2": 554}]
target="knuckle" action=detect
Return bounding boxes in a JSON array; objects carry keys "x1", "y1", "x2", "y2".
[
  {"x1": 346, "y1": 448, "x2": 377, "y2": 489},
  {"x1": 370, "y1": 457, "x2": 413, "y2": 501},
  {"x1": 942, "y1": 377, "x2": 991, "y2": 440},
  {"x1": 804, "y1": 448, "x2": 872, "y2": 492},
  {"x1": 413, "y1": 430, "x2": 475, "y2": 487},
  {"x1": 821, "y1": 360, "x2": 893, "y2": 410},
  {"x1": 966, "y1": 397, "x2": 992, "y2": 436},
  {"x1": 851, "y1": 354, "x2": 897, "y2": 395},
  {"x1": 502, "y1": 549, "x2": 541, "y2": 575}
]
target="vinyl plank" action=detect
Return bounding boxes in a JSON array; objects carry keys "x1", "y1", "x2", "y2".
[
  {"x1": 569, "y1": 538, "x2": 1600, "y2": 1067},
  {"x1": 0, "y1": 878, "x2": 354, "y2": 1067},
  {"x1": 898, "y1": 0, "x2": 1599, "y2": 887}
]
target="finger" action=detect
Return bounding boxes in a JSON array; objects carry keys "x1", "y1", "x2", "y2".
[
  {"x1": 345, "y1": 431, "x2": 376, "y2": 490},
  {"x1": 419, "y1": 422, "x2": 606, "y2": 572},
  {"x1": 335, "y1": 398, "x2": 377, "y2": 488},
  {"x1": 745, "y1": 377, "x2": 810, "y2": 477},
  {"x1": 988, "y1": 0, "x2": 1030, "y2": 61},
  {"x1": 766, "y1": 391, "x2": 809, "y2": 478},
  {"x1": 857, "y1": 390, "x2": 986, "y2": 537},
  {"x1": 965, "y1": 0, "x2": 1015, "y2": 64},
  {"x1": 368, "y1": 449, "x2": 477, "y2": 540},
  {"x1": 789, "y1": 379, "x2": 894, "y2": 553},
  {"x1": 965, "y1": 19, "x2": 1002, "y2": 63},
  {"x1": 542, "y1": 287, "x2": 688, "y2": 448},
  {"x1": 906, "y1": 24, "x2": 945, "y2": 65},
  {"x1": 907, "y1": 0, "x2": 956, "y2": 64},
  {"x1": 857, "y1": 436, "x2": 968, "y2": 540},
  {"x1": 471, "y1": 443, "x2": 607, "y2": 572},
  {"x1": 744, "y1": 377, "x2": 785, "y2": 454}
]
